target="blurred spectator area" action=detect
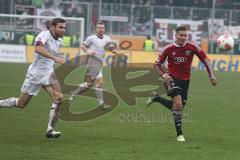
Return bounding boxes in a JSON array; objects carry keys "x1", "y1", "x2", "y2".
[
  {"x1": 0, "y1": 0, "x2": 240, "y2": 39},
  {"x1": 103, "y1": 0, "x2": 235, "y2": 9}
]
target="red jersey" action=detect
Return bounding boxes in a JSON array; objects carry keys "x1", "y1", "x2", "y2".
[{"x1": 154, "y1": 41, "x2": 215, "y2": 80}]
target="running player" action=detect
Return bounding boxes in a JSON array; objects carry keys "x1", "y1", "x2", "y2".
[
  {"x1": 146, "y1": 25, "x2": 217, "y2": 142},
  {"x1": 70, "y1": 22, "x2": 116, "y2": 108},
  {"x1": 0, "y1": 18, "x2": 66, "y2": 138}
]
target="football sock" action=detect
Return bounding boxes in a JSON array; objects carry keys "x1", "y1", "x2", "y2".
[
  {"x1": 47, "y1": 102, "x2": 60, "y2": 131},
  {"x1": 172, "y1": 110, "x2": 183, "y2": 136},
  {"x1": 72, "y1": 82, "x2": 90, "y2": 96},
  {"x1": 0, "y1": 97, "x2": 19, "y2": 107},
  {"x1": 95, "y1": 85, "x2": 104, "y2": 105},
  {"x1": 153, "y1": 96, "x2": 172, "y2": 110}
]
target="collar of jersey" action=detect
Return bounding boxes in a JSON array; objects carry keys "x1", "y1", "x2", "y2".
[
  {"x1": 174, "y1": 41, "x2": 186, "y2": 47},
  {"x1": 50, "y1": 30, "x2": 59, "y2": 40},
  {"x1": 96, "y1": 34, "x2": 104, "y2": 39}
]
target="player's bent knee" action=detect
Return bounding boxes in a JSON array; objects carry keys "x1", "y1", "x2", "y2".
[
  {"x1": 173, "y1": 101, "x2": 182, "y2": 110},
  {"x1": 86, "y1": 82, "x2": 94, "y2": 88},
  {"x1": 56, "y1": 93, "x2": 63, "y2": 101},
  {"x1": 17, "y1": 101, "x2": 28, "y2": 108},
  {"x1": 54, "y1": 97, "x2": 62, "y2": 103},
  {"x1": 52, "y1": 92, "x2": 62, "y2": 103},
  {"x1": 96, "y1": 83, "x2": 103, "y2": 88}
]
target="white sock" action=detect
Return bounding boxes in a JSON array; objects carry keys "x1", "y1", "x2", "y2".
[
  {"x1": 95, "y1": 86, "x2": 104, "y2": 105},
  {"x1": 72, "y1": 82, "x2": 89, "y2": 96},
  {"x1": 0, "y1": 97, "x2": 19, "y2": 107},
  {"x1": 47, "y1": 102, "x2": 60, "y2": 131}
]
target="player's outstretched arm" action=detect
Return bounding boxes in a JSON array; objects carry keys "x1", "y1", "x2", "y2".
[
  {"x1": 35, "y1": 45, "x2": 64, "y2": 64},
  {"x1": 80, "y1": 44, "x2": 88, "y2": 53},
  {"x1": 192, "y1": 42, "x2": 217, "y2": 87},
  {"x1": 200, "y1": 58, "x2": 217, "y2": 86},
  {"x1": 80, "y1": 44, "x2": 95, "y2": 56},
  {"x1": 200, "y1": 58, "x2": 218, "y2": 86}
]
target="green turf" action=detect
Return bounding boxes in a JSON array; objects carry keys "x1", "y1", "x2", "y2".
[{"x1": 0, "y1": 63, "x2": 239, "y2": 160}]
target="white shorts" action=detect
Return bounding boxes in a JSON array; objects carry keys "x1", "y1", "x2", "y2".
[
  {"x1": 96, "y1": 69, "x2": 103, "y2": 79},
  {"x1": 21, "y1": 72, "x2": 59, "y2": 96},
  {"x1": 86, "y1": 56, "x2": 103, "y2": 79},
  {"x1": 21, "y1": 82, "x2": 42, "y2": 96}
]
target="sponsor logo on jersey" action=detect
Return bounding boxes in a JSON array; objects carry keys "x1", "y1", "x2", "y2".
[
  {"x1": 174, "y1": 57, "x2": 187, "y2": 63},
  {"x1": 185, "y1": 50, "x2": 191, "y2": 56}
]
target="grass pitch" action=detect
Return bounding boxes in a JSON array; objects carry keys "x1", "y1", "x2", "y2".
[{"x1": 0, "y1": 63, "x2": 239, "y2": 160}]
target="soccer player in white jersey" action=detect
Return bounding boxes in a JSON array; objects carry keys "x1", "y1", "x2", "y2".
[
  {"x1": 0, "y1": 18, "x2": 66, "y2": 138},
  {"x1": 70, "y1": 22, "x2": 116, "y2": 108}
]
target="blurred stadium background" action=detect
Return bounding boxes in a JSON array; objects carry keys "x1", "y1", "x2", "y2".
[
  {"x1": 0, "y1": 0, "x2": 240, "y2": 160},
  {"x1": 0, "y1": 0, "x2": 240, "y2": 70}
]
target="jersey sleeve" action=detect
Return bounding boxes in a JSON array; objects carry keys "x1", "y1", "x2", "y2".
[
  {"x1": 34, "y1": 31, "x2": 49, "y2": 46},
  {"x1": 107, "y1": 36, "x2": 112, "y2": 43},
  {"x1": 59, "y1": 38, "x2": 63, "y2": 46},
  {"x1": 154, "y1": 47, "x2": 168, "y2": 76},
  {"x1": 106, "y1": 36, "x2": 115, "y2": 51},
  {"x1": 191, "y1": 42, "x2": 215, "y2": 79},
  {"x1": 82, "y1": 36, "x2": 92, "y2": 48}
]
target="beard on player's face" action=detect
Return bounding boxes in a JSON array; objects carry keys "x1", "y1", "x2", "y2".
[
  {"x1": 57, "y1": 31, "x2": 64, "y2": 38},
  {"x1": 52, "y1": 23, "x2": 66, "y2": 38}
]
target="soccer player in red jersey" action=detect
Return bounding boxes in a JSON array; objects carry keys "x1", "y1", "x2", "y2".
[{"x1": 146, "y1": 25, "x2": 218, "y2": 142}]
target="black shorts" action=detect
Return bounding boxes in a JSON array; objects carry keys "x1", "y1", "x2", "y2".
[{"x1": 164, "y1": 75, "x2": 190, "y2": 103}]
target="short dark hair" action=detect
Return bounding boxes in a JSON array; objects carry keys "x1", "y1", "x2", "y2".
[
  {"x1": 51, "y1": 18, "x2": 65, "y2": 26},
  {"x1": 175, "y1": 25, "x2": 187, "y2": 33},
  {"x1": 96, "y1": 22, "x2": 105, "y2": 27},
  {"x1": 45, "y1": 20, "x2": 51, "y2": 30}
]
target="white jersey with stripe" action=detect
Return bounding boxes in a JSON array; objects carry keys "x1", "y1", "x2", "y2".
[
  {"x1": 26, "y1": 30, "x2": 62, "y2": 83},
  {"x1": 82, "y1": 34, "x2": 111, "y2": 61}
]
